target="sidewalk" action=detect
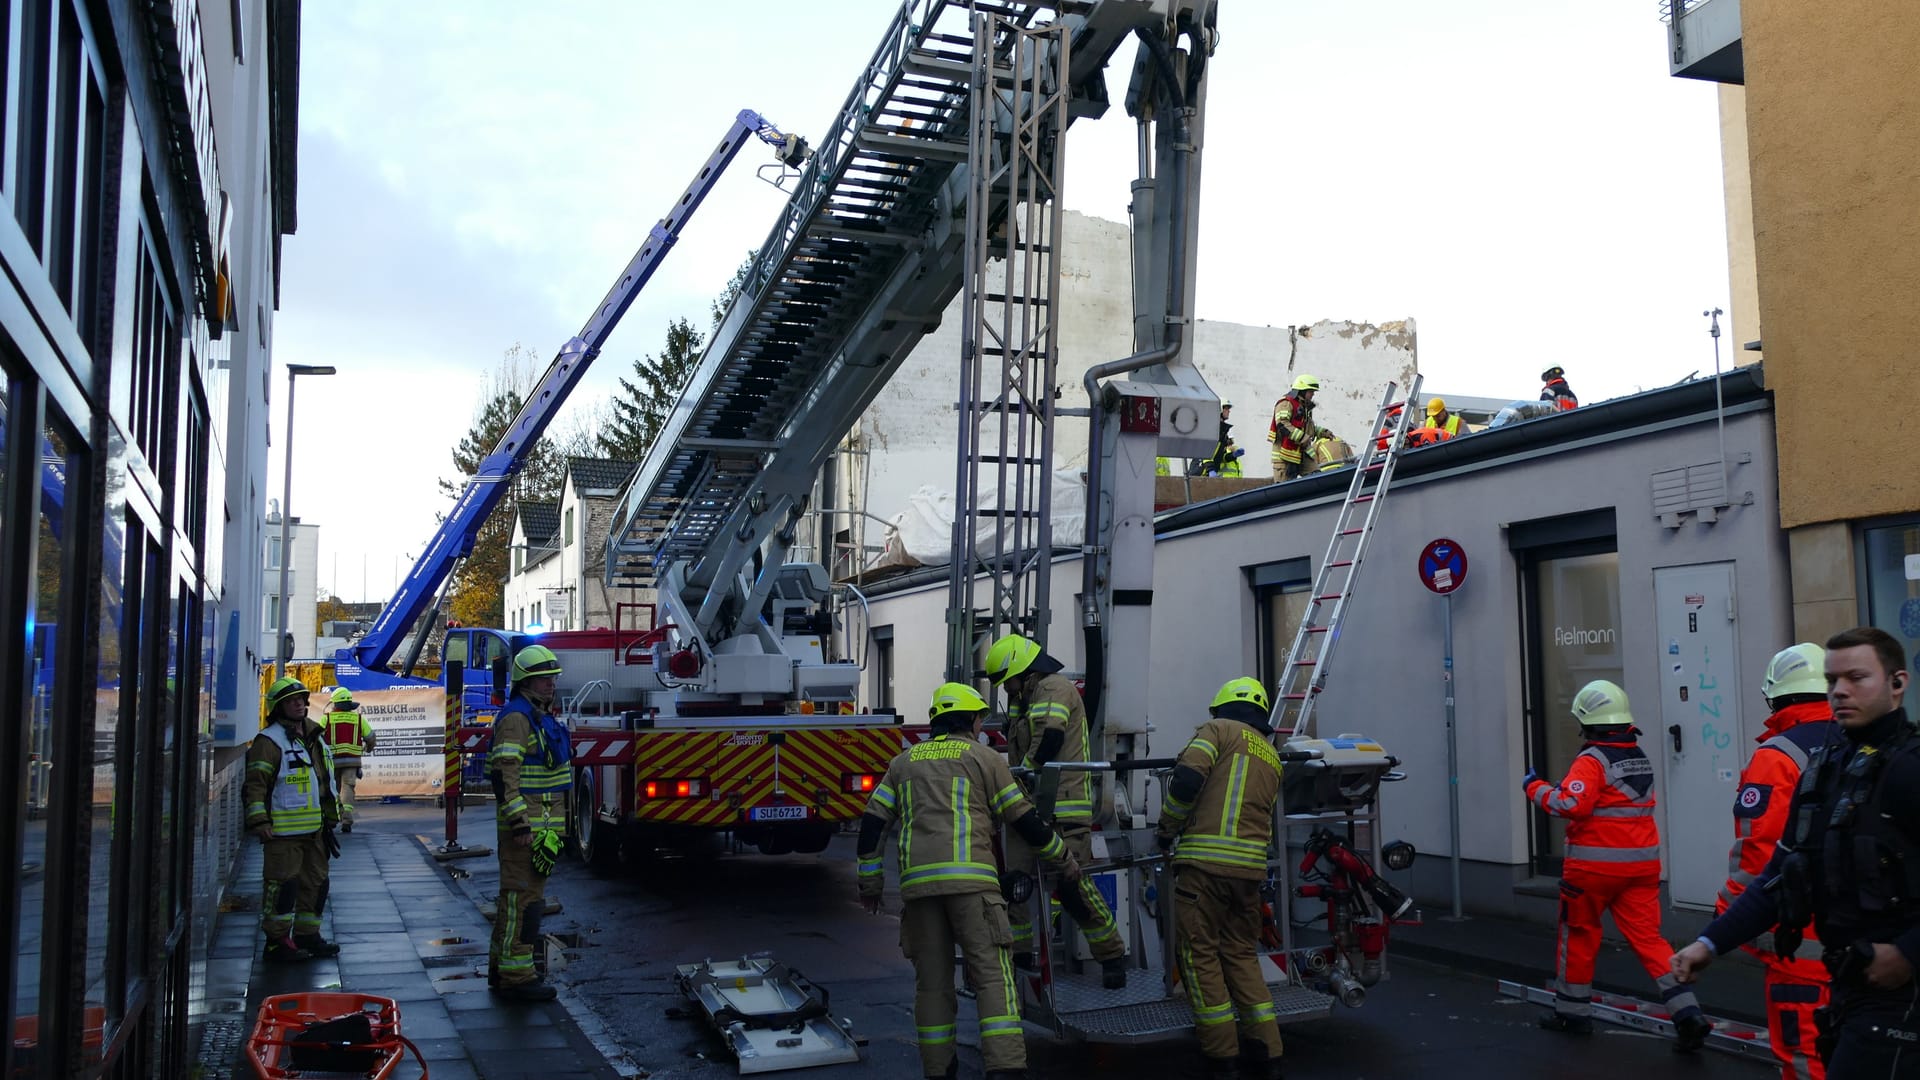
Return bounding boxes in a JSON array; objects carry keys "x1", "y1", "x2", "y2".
[
  {"x1": 191, "y1": 804, "x2": 623, "y2": 1080},
  {"x1": 1391, "y1": 904, "x2": 1772, "y2": 1027}
]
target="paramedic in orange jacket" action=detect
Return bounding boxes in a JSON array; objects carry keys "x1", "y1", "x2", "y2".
[
  {"x1": 1718, "y1": 644, "x2": 1835, "y2": 1080},
  {"x1": 1524, "y1": 679, "x2": 1713, "y2": 1051}
]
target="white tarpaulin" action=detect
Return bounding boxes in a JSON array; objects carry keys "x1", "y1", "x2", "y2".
[{"x1": 877, "y1": 467, "x2": 1087, "y2": 570}]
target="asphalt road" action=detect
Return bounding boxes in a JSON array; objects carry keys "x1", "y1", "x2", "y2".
[{"x1": 483, "y1": 826, "x2": 1780, "y2": 1080}]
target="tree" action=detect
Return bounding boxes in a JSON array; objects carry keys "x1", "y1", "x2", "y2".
[{"x1": 596, "y1": 255, "x2": 756, "y2": 463}]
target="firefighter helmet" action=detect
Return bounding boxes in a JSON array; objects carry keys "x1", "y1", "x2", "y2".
[
  {"x1": 983, "y1": 633, "x2": 1041, "y2": 686},
  {"x1": 511, "y1": 644, "x2": 563, "y2": 684},
  {"x1": 1211, "y1": 677, "x2": 1270, "y2": 713},
  {"x1": 929, "y1": 682, "x2": 989, "y2": 721},
  {"x1": 1542, "y1": 366, "x2": 1566, "y2": 382},
  {"x1": 330, "y1": 687, "x2": 356, "y2": 709},
  {"x1": 1292, "y1": 374, "x2": 1321, "y2": 393},
  {"x1": 1761, "y1": 643, "x2": 1827, "y2": 702},
  {"x1": 265, "y1": 676, "x2": 310, "y2": 716},
  {"x1": 1570, "y1": 679, "x2": 1633, "y2": 726}
]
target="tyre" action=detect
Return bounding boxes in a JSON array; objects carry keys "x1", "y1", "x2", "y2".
[{"x1": 574, "y1": 767, "x2": 621, "y2": 872}]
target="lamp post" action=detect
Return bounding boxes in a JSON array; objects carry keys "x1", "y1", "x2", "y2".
[{"x1": 276, "y1": 363, "x2": 337, "y2": 676}]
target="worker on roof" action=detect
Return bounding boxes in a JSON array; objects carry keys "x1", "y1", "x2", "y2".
[
  {"x1": 1403, "y1": 425, "x2": 1449, "y2": 449},
  {"x1": 1714, "y1": 644, "x2": 1835, "y2": 1080},
  {"x1": 1541, "y1": 366, "x2": 1579, "y2": 410},
  {"x1": 858, "y1": 682, "x2": 1082, "y2": 1080},
  {"x1": 245, "y1": 677, "x2": 341, "y2": 963},
  {"x1": 324, "y1": 687, "x2": 376, "y2": 833},
  {"x1": 984, "y1": 633, "x2": 1130, "y2": 989},
  {"x1": 1373, "y1": 403, "x2": 1406, "y2": 453},
  {"x1": 1524, "y1": 680, "x2": 1711, "y2": 1050},
  {"x1": 1197, "y1": 401, "x2": 1243, "y2": 477},
  {"x1": 1268, "y1": 375, "x2": 1322, "y2": 482},
  {"x1": 1426, "y1": 397, "x2": 1463, "y2": 438},
  {"x1": 1156, "y1": 677, "x2": 1288, "y2": 1079},
  {"x1": 487, "y1": 644, "x2": 573, "y2": 1003}
]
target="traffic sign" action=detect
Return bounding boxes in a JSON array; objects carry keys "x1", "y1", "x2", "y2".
[{"x1": 1419, "y1": 538, "x2": 1468, "y2": 595}]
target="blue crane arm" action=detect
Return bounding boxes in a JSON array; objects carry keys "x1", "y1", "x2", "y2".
[{"x1": 344, "y1": 110, "x2": 809, "y2": 673}]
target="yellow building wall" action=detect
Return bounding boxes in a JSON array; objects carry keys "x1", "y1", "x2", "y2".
[{"x1": 1741, "y1": 0, "x2": 1920, "y2": 528}]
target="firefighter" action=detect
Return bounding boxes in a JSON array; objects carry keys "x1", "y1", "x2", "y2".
[
  {"x1": 1268, "y1": 374, "x2": 1321, "y2": 481},
  {"x1": 1196, "y1": 402, "x2": 1243, "y2": 477},
  {"x1": 1675, "y1": 627, "x2": 1920, "y2": 1076},
  {"x1": 1425, "y1": 397, "x2": 1464, "y2": 438},
  {"x1": 1541, "y1": 366, "x2": 1579, "y2": 409},
  {"x1": 1524, "y1": 679, "x2": 1712, "y2": 1049},
  {"x1": 244, "y1": 677, "x2": 342, "y2": 962},
  {"x1": 858, "y1": 682, "x2": 1082, "y2": 1080},
  {"x1": 1156, "y1": 677, "x2": 1286, "y2": 1080},
  {"x1": 984, "y1": 633, "x2": 1129, "y2": 989},
  {"x1": 324, "y1": 687, "x2": 376, "y2": 832},
  {"x1": 1716, "y1": 644, "x2": 1835, "y2": 1080},
  {"x1": 487, "y1": 644, "x2": 572, "y2": 1003}
]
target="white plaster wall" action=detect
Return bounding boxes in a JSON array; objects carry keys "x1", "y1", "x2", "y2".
[
  {"x1": 847, "y1": 212, "x2": 1417, "y2": 533},
  {"x1": 861, "y1": 404, "x2": 1788, "y2": 888}
]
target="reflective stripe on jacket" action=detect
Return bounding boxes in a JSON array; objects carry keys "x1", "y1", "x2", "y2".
[
  {"x1": 328, "y1": 710, "x2": 373, "y2": 759},
  {"x1": 1715, "y1": 701, "x2": 1833, "y2": 960},
  {"x1": 1268, "y1": 395, "x2": 1316, "y2": 465},
  {"x1": 1162, "y1": 718, "x2": 1283, "y2": 880},
  {"x1": 1008, "y1": 674, "x2": 1093, "y2": 825},
  {"x1": 250, "y1": 722, "x2": 332, "y2": 836},
  {"x1": 858, "y1": 734, "x2": 1058, "y2": 901},
  {"x1": 489, "y1": 698, "x2": 570, "y2": 832},
  {"x1": 1525, "y1": 736, "x2": 1660, "y2": 876}
]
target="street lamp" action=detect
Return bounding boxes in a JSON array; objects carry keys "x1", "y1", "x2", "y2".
[{"x1": 276, "y1": 363, "x2": 337, "y2": 676}]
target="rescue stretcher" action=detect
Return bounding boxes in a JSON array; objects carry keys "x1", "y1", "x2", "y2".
[{"x1": 244, "y1": 992, "x2": 427, "y2": 1080}]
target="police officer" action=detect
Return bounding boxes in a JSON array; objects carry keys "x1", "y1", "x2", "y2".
[
  {"x1": 487, "y1": 645, "x2": 572, "y2": 1002},
  {"x1": 1720, "y1": 643, "x2": 1836, "y2": 1080},
  {"x1": 1674, "y1": 627, "x2": 1920, "y2": 1076},
  {"x1": 324, "y1": 687, "x2": 376, "y2": 832},
  {"x1": 983, "y1": 633, "x2": 1129, "y2": 988},
  {"x1": 244, "y1": 677, "x2": 342, "y2": 962},
  {"x1": 857, "y1": 683, "x2": 1082, "y2": 1080},
  {"x1": 1156, "y1": 677, "x2": 1286, "y2": 1080},
  {"x1": 1524, "y1": 679, "x2": 1711, "y2": 1049}
]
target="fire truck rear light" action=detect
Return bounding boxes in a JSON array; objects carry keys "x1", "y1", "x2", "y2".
[
  {"x1": 642, "y1": 778, "x2": 705, "y2": 800},
  {"x1": 843, "y1": 773, "x2": 878, "y2": 794}
]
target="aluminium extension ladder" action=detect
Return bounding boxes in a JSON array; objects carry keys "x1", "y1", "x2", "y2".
[{"x1": 1271, "y1": 377, "x2": 1425, "y2": 738}]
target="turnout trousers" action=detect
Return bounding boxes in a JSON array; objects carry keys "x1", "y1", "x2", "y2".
[
  {"x1": 900, "y1": 891, "x2": 1024, "y2": 1078},
  {"x1": 1552, "y1": 868, "x2": 1702, "y2": 1023},
  {"x1": 489, "y1": 827, "x2": 547, "y2": 988},
  {"x1": 1173, "y1": 868, "x2": 1283, "y2": 1063},
  {"x1": 333, "y1": 763, "x2": 362, "y2": 825},
  {"x1": 1006, "y1": 827, "x2": 1125, "y2": 963},
  {"x1": 261, "y1": 832, "x2": 330, "y2": 943}
]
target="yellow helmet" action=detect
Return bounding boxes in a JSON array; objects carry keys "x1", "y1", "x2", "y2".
[
  {"x1": 330, "y1": 687, "x2": 356, "y2": 707},
  {"x1": 1571, "y1": 679, "x2": 1633, "y2": 726},
  {"x1": 929, "y1": 682, "x2": 989, "y2": 721},
  {"x1": 1761, "y1": 643, "x2": 1827, "y2": 702},
  {"x1": 1426, "y1": 397, "x2": 1447, "y2": 416},
  {"x1": 1211, "y1": 677, "x2": 1270, "y2": 713},
  {"x1": 264, "y1": 676, "x2": 310, "y2": 716},
  {"x1": 512, "y1": 644, "x2": 563, "y2": 683},
  {"x1": 1292, "y1": 374, "x2": 1321, "y2": 393},
  {"x1": 983, "y1": 633, "x2": 1041, "y2": 686}
]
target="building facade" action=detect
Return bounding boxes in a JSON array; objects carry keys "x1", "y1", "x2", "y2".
[
  {"x1": 258, "y1": 513, "x2": 318, "y2": 660},
  {"x1": 859, "y1": 371, "x2": 1786, "y2": 932},
  {"x1": 1668, "y1": 0, "x2": 1920, "y2": 671},
  {"x1": 0, "y1": 2, "x2": 296, "y2": 1076},
  {"x1": 502, "y1": 458, "x2": 656, "y2": 634}
]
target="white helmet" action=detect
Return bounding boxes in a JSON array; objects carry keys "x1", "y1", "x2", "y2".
[
  {"x1": 1761, "y1": 643, "x2": 1827, "y2": 702},
  {"x1": 1571, "y1": 680, "x2": 1633, "y2": 727}
]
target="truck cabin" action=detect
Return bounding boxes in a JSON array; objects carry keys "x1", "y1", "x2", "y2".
[{"x1": 441, "y1": 627, "x2": 540, "y2": 723}]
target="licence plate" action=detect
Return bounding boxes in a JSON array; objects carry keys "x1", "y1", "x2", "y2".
[{"x1": 749, "y1": 805, "x2": 810, "y2": 822}]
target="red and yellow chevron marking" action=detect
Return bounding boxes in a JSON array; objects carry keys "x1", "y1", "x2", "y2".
[{"x1": 630, "y1": 725, "x2": 905, "y2": 828}]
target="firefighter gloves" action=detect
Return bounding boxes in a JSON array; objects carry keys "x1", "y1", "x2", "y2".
[
  {"x1": 322, "y1": 827, "x2": 342, "y2": 859},
  {"x1": 530, "y1": 828, "x2": 563, "y2": 877}
]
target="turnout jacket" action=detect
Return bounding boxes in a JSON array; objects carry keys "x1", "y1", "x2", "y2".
[
  {"x1": 243, "y1": 719, "x2": 338, "y2": 837},
  {"x1": 858, "y1": 733, "x2": 1065, "y2": 901},
  {"x1": 1007, "y1": 673, "x2": 1093, "y2": 826},
  {"x1": 1525, "y1": 732, "x2": 1660, "y2": 877},
  {"x1": 488, "y1": 696, "x2": 570, "y2": 835},
  {"x1": 1158, "y1": 717, "x2": 1284, "y2": 880}
]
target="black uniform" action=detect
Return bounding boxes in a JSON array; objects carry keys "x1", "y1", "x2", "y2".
[{"x1": 1704, "y1": 708, "x2": 1920, "y2": 1074}]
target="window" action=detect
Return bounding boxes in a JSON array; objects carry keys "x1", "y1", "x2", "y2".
[
  {"x1": 265, "y1": 534, "x2": 280, "y2": 570},
  {"x1": 265, "y1": 593, "x2": 280, "y2": 634},
  {"x1": 513, "y1": 545, "x2": 523, "y2": 573},
  {"x1": 228, "y1": 0, "x2": 244, "y2": 61},
  {"x1": 871, "y1": 625, "x2": 894, "y2": 709},
  {"x1": 1863, "y1": 520, "x2": 1920, "y2": 681},
  {"x1": 1247, "y1": 558, "x2": 1312, "y2": 722},
  {"x1": 564, "y1": 507, "x2": 574, "y2": 547}
]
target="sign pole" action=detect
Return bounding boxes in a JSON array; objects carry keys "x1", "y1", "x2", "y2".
[
  {"x1": 1445, "y1": 591, "x2": 1463, "y2": 920},
  {"x1": 434, "y1": 660, "x2": 488, "y2": 861}
]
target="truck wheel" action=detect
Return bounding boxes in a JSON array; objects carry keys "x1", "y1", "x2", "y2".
[{"x1": 574, "y1": 768, "x2": 621, "y2": 872}]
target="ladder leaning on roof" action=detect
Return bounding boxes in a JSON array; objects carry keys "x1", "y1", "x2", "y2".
[{"x1": 1270, "y1": 376, "x2": 1425, "y2": 738}]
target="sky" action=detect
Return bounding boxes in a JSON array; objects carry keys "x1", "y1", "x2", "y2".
[{"x1": 273, "y1": 0, "x2": 1733, "y2": 607}]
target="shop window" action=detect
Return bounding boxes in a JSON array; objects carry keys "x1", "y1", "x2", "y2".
[
  {"x1": 1862, "y1": 518, "x2": 1920, "y2": 680},
  {"x1": 94, "y1": 513, "x2": 138, "y2": 1029}
]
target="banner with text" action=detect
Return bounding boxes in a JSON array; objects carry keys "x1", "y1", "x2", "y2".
[{"x1": 355, "y1": 686, "x2": 447, "y2": 799}]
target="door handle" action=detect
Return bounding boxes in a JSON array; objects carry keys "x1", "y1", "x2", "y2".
[{"x1": 1669, "y1": 724, "x2": 1683, "y2": 754}]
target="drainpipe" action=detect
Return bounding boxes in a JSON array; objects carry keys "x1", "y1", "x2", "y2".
[{"x1": 1080, "y1": 27, "x2": 1192, "y2": 730}]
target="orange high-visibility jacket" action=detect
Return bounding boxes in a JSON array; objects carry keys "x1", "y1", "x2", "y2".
[
  {"x1": 1715, "y1": 700, "x2": 1834, "y2": 957},
  {"x1": 1526, "y1": 734, "x2": 1660, "y2": 877}
]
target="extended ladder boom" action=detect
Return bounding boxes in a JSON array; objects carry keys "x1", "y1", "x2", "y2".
[{"x1": 346, "y1": 110, "x2": 809, "y2": 673}]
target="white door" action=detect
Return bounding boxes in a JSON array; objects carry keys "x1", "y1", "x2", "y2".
[{"x1": 1653, "y1": 563, "x2": 1743, "y2": 911}]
